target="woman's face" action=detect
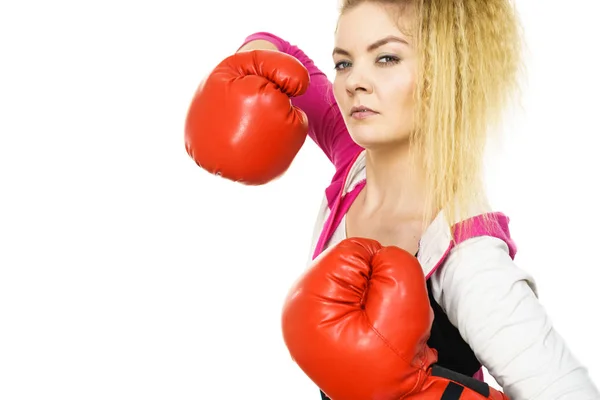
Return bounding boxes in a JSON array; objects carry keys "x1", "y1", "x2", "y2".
[{"x1": 333, "y1": 2, "x2": 417, "y2": 150}]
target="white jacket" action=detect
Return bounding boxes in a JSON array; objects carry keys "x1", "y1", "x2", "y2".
[{"x1": 308, "y1": 150, "x2": 600, "y2": 400}]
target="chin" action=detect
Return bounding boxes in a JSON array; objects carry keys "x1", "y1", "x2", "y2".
[{"x1": 348, "y1": 125, "x2": 409, "y2": 149}]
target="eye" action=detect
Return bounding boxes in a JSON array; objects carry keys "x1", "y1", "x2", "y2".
[
  {"x1": 334, "y1": 60, "x2": 351, "y2": 71},
  {"x1": 377, "y1": 55, "x2": 401, "y2": 65}
]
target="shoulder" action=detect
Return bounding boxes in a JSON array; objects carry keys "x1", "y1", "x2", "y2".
[
  {"x1": 444, "y1": 195, "x2": 517, "y2": 257},
  {"x1": 436, "y1": 210, "x2": 528, "y2": 287},
  {"x1": 429, "y1": 223, "x2": 538, "y2": 310},
  {"x1": 418, "y1": 207, "x2": 519, "y2": 279},
  {"x1": 453, "y1": 212, "x2": 517, "y2": 259}
]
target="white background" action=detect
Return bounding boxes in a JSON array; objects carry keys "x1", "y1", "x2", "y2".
[{"x1": 1, "y1": 0, "x2": 599, "y2": 398}]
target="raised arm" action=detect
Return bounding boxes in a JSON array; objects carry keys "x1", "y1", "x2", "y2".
[
  {"x1": 237, "y1": 32, "x2": 362, "y2": 173},
  {"x1": 432, "y1": 236, "x2": 600, "y2": 399}
]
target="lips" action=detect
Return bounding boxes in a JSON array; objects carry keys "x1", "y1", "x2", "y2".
[{"x1": 350, "y1": 106, "x2": 377, "y2": 116}]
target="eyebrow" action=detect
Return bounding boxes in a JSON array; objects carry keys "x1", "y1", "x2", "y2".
[{"x1": 332, "y1": 35, "x2": 409, "y2": 57}]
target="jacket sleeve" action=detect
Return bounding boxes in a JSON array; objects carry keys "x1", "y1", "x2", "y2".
[{"x1": 430, "y1": 236, "x2": 600, "y2": 400}]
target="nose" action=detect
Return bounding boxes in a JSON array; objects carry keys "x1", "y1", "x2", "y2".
[{"x1": 345, "y1": 64, "x2": 373, "y2": 96}]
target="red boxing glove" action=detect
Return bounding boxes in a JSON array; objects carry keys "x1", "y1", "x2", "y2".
[
  {"x1": 184, "y1": 50, "x2": 310, "y2": 185},
  {"x1": 281, "y1": 238, "x2": 509, "y2": 400}
]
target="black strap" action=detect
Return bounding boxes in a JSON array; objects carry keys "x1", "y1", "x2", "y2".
[
  {"x1": 441, "y1": 381, "x2": 465, "y2": 399},
  {"x1": 431, "y1": 364, "x2": 490, "y2": 397},
  {"x1": 320, "y1": 366, "x2": 490, "y2": 399}
]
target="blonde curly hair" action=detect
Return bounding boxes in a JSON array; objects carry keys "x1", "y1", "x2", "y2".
[{"x1": 340, "y1": 0, "x2": 524, "y2": 237}]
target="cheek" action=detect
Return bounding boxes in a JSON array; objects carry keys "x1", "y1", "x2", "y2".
[{"x1": 382, "y1": 71, "x2": 415, "y2": 110}]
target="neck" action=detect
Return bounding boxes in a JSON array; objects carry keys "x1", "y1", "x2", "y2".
[{"x1": 361, "y1": 143, "x2": 428, "y2": 219}]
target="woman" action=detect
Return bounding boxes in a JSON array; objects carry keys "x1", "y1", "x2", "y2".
[{"x1": 233, "y1": 0, "x2": 599, "y2": 398}]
